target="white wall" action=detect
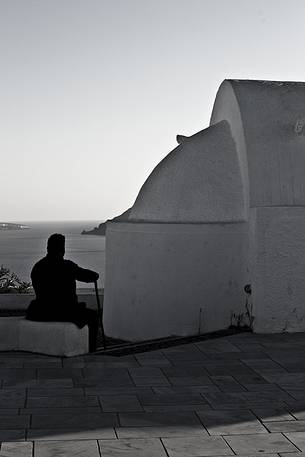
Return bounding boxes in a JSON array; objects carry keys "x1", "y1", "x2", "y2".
[
  {"x1": 104, "y1": 221, "x2": 249, "y2": 341},
  {"x1": 211, "y1": 80, "x2": 305, "y2": 207},
  {"x1": 251, "y1": 206, "x2": 305, "y2": 333}
]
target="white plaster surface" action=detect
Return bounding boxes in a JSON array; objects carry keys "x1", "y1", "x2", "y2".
[
  {"x1": 105, "y1": 79, "x2": 305, "y2": 339},
  {"x1": 211, "y1": 79, "x2": 305, "y2": 207},
  {"x1": 104, "y1": 222, "x2": 249, "y2": 341},
  {"x1": 130, "y1": 120, "x2": 246, "y2": 223},
  {"x1": 251, "y1": 206, "x2": 305, "y2": 333},
  {"x1": 0, "y1": 317, "x2": 88, "y2": 356}
]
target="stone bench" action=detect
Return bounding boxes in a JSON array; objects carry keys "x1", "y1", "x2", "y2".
[{"x1": 0, "y1": 317, "x2": 89, "y2": 356}]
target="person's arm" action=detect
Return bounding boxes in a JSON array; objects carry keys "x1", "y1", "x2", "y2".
[{"x1": 72, "y1": 263, "x2": 99, "y2": 283}]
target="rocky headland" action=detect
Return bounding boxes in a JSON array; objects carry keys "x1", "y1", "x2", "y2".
[
  {"x1": 0, "y1": 223, "x2": 30, "y2": 230},
  {"x1": 82, "y1": 209, "x2": 131, "y2": 236}
]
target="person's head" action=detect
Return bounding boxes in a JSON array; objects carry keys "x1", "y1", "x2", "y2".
[{"x1": 47, "y1": 233, "x2": 65, "y2": 258}]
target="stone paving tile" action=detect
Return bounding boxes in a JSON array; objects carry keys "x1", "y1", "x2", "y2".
[
  {"x1": 242, "y1": 383, "x2": 287, "y2": 392},
  {"x1": 143, "y1": 405, "x2": 213, "y2": 412},
  {"x1": 0, "y1": 415, "x2": 29, "y2": 429},
  {"x1": 196, "y1": 409, "x2": 268, "y2": 435},
  {"x1": 2, "y1": 378, "x2": 36, "y2": 389},
  {"x1": 208, "y1": 352, "x2": 269, "y2": 361},
  {"x1": 85, "y1": 386, "x2": 152, "y2": 396},
  {"x1": 0, "y1": 378, "x2": 73, "y2": 386},
  {"x1": 27, "y1": 428, "x2": 116, "y2": 440},
  {"x1": 100, "y1": 395, "x2": 143, "y2": 412},
  {"x1": 23, "y1": 360, "x2": 62, "y2": 368},
  {"x1": 262, "y1": 373, "x2": 305, "y2": 383},
  {"x1": 119, "y1": 411, "x2": 202, "y2": 427},
  {"x1": 0, "y1": 390, "x2": 25, "y2": 408},
  {"x1": 283, "y1": 390, "x2": 305, "y2": 400},
  {"x1": 135, "y1": 352, "x2": 172, "y2": 367},
  {"x1": 138, "y1": 393, "x2": 207, "y2": 406},
  {"x1": 162, "y1": 344, "x2": 208, "y2": 358},
  {"x1": 84, "y1": 367, "x2": 130, "y2": 377},
  {"x1": 35, "y1": 379, "x2": 74, "y2": 388},
  {"x1": 195, "y1": 340, "x2": 241, "y2": 353},
  {"x1": 20, "y1": 407, "x2": 102, "y2": 415},
  {"x1": 129, "y1": 367, "x2": 170, "y2": 386},
  {"x1": 284, "y1": 431, "x2": 305, "y2": 451},
  {"x1": 0, "y1": 369, "x2": 36, "y2": 379},
  {"x1": 162, "y1": 435, "x2": 234, "y2": 457},
  {"x1": 203, "y1": 361, "x2": 257, "y2": 376},
  {"x1": 34, "y1": 440, "x2": 100, "y2": 457},
  {"x1": 237, "y1": 389, "x2": 294, "y2": 402},
  {"x1": 210, "y1": 375, "x2": 246, "y2": 392},
  {"x1": 36, "y1": 368, "x2": 82, "y2": 379},
  {"x1": 0, "y1": 430, "x2": 25, "y2": 441},
  {"x1": 0, "y1": 409, "x2": 19, "y2": 415},
  {"x1": 75, "y1": 370, "x2": 134, "y2": 388},
  {"x1": 230, "y1": 344, "x2": 267, "y2": 352},
  {"x1": 289, "y1": 410, "x2": 305, "y2": 420},
  {"x1": 0, "y1": 441, "x2": 33, "y2": 457},
  {"x1": 204, "y1": 390, "x2": 292, "y2": 405},
  {"x1": 26, "y1": 395, "x2": 99, "y2": 408},
  {"x1": 161, "y1": 366, "x2": 210, "y2": 377},
  {"x1": 202, "y1": 392, "x2": 286, "y2": 409},
  {"x1": 225, "y1": 432, "x2": 298, "y2": 454},
  {"x1": 241, "y1": 359, "x2": 288, "y2": 373},
  {"x1": 265, "y1": 420, "x2": 305, "y2": 432},
  {"x1": 98, "y1": 438, "x2": 168, "y2": 456},
  {"x1": 278, "y1": 382, "x2": 305, "y2": 392},
  {"x1": 27, "y1": 387, "x2": 84, "y2": 397},
  {"x1": 251, "y1": 407, "x2": 296, "y2": 422},
  {"x1": 31, "y1": 412, "x2": 118, "y2": 428},
  {"x1": 0, "y1": 360, "x2": 24, "y2": 368},
  {"x1": 151, "y1": 386, "x2": 218, "y2": 394},
  {"x1": 116, "y1": 425, "x2": 207, "y2": 438},
  {"x1": 233, "y1": 374, "x2": 271, "y2": 386},
  {"x1": 81, "y1": 357, "x2": 139, "y2": 369},
  {"x1": 168, "y1": 376, "x2": 214, "y2": 386}
]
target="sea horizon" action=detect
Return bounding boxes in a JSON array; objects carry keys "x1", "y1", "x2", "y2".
[{"x1": 0, "y1": 220, "x2": 106, "y2": 287}]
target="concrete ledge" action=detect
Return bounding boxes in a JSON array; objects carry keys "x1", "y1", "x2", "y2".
[{"x1": 0, "y1": 317, "x2": 89, "y2": 356}]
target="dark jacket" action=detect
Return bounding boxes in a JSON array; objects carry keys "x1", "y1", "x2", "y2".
[{"x1": 26, "y1": 254, "x2": 98, "y2": 328}]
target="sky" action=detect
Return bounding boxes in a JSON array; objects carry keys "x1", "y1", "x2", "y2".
[{"x1": 1, "y1": 0, "x2": 305, "y2": 222}]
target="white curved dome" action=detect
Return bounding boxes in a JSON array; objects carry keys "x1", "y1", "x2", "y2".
[{"x1": 129, "y1": 120, "x2": 246, "y2": 223}]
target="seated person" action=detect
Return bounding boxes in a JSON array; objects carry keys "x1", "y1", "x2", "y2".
[{"x1": 26, "y1": 233, "x2": 99, "y2": 352}]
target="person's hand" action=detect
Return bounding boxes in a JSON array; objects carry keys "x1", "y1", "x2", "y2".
[{"x1": 93, "y1": 272, "x2": 99, "y2": 281}]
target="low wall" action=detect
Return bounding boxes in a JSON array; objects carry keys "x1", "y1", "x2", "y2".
[
  {"x1": 104, "y1": 221, "x2": 250, "y2": 341},
  {"x1": 0, "y1": 291, "x2": 103, "y2": 311}
]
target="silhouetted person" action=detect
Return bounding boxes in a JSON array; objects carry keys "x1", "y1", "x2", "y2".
[{"x1": 26, "y1": 233, "x2": 99, "y2": 352}]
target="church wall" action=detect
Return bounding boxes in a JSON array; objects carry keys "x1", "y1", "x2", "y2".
[
  {"x1": 103, "y1": 221, "x2": 249, "y2": 341},
  {"x1": 211, "y1": 80, "x2": 305, "y2": 207},
  {"x1": 250, "y1": 206, "x2": 305, "y2": 333}
]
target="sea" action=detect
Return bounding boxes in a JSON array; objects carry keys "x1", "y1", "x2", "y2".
[{"x1": 0, "y1": 221, "x2": 105, "y2": 289}]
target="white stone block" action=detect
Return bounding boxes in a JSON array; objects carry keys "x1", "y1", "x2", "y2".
[
  {"x1": 18, "y1": 319, "x2": 89, "y2": 356},
  {"x1": 0, "y1": 317, "x2": 20, "y2": 351},
  {"x1": 0, "y1": 317, "x2": 89, "y2": 356}
]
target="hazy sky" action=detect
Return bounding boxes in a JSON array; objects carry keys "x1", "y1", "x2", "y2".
[{"x1": 1, "y1": 0, "x2": 305, "y2": 221}]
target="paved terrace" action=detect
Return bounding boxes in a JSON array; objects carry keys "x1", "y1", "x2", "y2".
[{"x1": 2, "y1": 333, "x2": 305, "y2": 455}]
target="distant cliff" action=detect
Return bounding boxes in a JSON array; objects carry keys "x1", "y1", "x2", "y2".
[
  {"x1": 0, "y1": 223, "x2": 30, "y2": 230},
  {"x1": 81, "y1": 209, "x2": 131, "y2": 236}
]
